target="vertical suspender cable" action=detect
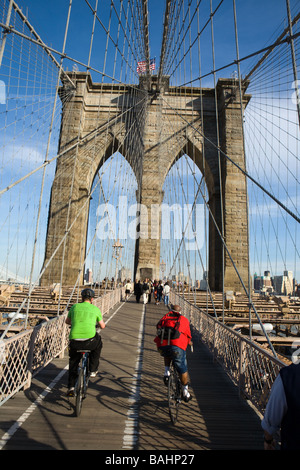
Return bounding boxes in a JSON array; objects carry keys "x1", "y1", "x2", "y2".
[
  {"x1": 197, "y1": 4, "x2": 210, "y2": 314},
  {"x1": 232, "y1": 0, "x2": 253, "y2": 339},
  {"x1": 285, "y1": 0, "x2": 300, "y2": 128},
  {"x1": 210, "y1": 0, "x2": 224, "y2": 321},
  {"x1": 0, "y1": 0, "x2": 13, "y2": 67},
  {"x1": 25, "y1": 0, "x2": 73, "y2": 326},
  {"x1": 58, "y1": 0, "x2": 100, "y2": 311}
]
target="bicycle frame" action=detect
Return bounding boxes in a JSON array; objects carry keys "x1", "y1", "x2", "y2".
[{"x1": 74, "y1": 351, "x2": 90, "y2": 417}]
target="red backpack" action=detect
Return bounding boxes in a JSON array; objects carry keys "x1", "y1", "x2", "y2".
[{"x1": 156, "y1": 312, "x2": 181, "y2": 345}]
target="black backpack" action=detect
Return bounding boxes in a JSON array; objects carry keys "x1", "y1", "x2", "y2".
[{"x1": 156, "y1": 312, "x2": 181, "y2": 345}]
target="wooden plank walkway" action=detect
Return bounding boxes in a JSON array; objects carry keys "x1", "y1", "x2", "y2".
[{"x1": 0, "y1": 296, "x2": 264, "y2": 451}]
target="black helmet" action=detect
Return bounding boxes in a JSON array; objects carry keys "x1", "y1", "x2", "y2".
[{"x1": 81, "y1": 288, "x2": 95, "y2": 299}]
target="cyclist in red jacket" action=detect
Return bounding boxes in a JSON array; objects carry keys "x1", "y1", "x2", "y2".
[{"x1": 154, "y1": 304, "x2": 192, "y2": 402}]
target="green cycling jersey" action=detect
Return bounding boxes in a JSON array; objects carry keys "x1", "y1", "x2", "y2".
[{"x1": 67, "y1": 301, "x2": 103, "y2": 339}]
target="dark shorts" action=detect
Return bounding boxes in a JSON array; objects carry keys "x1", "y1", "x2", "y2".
[
  {"x1": 69, "y1": 333, "x2": 102, "y2": 352},
  {"x1": 158, "y1": 345, "x2": 188, "y2": 374}
]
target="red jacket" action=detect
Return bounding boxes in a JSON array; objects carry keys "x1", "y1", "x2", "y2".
[{"x1": 154, "y1": 312, "x2": 192, "y2": 351}]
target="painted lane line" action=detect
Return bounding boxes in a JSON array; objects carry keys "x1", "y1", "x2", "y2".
[
  {"x1": 0, "y1": 365, "x2": 69, "y2": 450},
  {"x1": 122, "y1": 304, "x2": 145, "y2": 450},
  {"x1": 0, "y1": 298, "x2": 126, "y2": 449},
  {"x1": 104, "y1": 298, "x2": 127, "y2": 324}
]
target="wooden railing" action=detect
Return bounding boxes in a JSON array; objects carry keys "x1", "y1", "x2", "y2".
[
  {"x1": 0, "y1": 287, "x2": 124, "y2": 406},
  {"x1": 170, "y1": 291, "x2": 286, "y2": 414}
]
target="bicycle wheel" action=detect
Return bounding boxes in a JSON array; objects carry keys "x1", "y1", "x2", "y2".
[
  {"x1": 75, "y1": 367, "x2": 84, "y2": 417},
  {"x1": 168, "y1": 369, "x2": 180, "y2": 424}
]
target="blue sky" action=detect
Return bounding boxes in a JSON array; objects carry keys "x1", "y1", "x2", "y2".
[
  {"x1": 0, "y1": 0, "x2": 299, "y2": 284},
  {"x1": 13, "y1": 0, "x2": 296, "y2": 83}
]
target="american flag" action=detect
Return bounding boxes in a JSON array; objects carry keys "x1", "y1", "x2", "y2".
[{"x1": 137, "y1": 58, "x2": 156, "y2": 74}]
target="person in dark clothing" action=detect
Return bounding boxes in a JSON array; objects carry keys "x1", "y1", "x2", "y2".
[
  {"x1": 157, "y1": 281, "x2": 163, "y2": 303},
  {"x1": 134, "y1": 280, "x2": 143, "y2": 303},
  {"x1": 261, "y1": 362, "x2": 300, "y2": 450},
  {"x1": 148, "y1": 280, "x2": 153, "y2": 303}
]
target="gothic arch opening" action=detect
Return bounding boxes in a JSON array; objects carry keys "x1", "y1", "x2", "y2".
[
  {"x1": 40, "y1": 129, "x2": 139, "y2": 287},
  {"x1": 156, "y1": 129, "x2": 224, "y2": 291},
  {"x1": 85, "y1": 152, "x2": 138, "y2": 285},
  {"x1": 160, "y1": 153, "x2": 209, "y2": 289}
]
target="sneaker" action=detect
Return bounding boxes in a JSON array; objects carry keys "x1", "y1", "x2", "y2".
[
  {"x1": 182, "y1": 393, "x2": 192, "y2": 403},
  {"x1": 163, "y1": 375, "x2": 169, "y2": 386},
  {"x1": 90, "y1": 371, "x2": 97, "y2": 377},
  {"x1": 66, "y1": 387, "x2": 75, "y2": 397}
]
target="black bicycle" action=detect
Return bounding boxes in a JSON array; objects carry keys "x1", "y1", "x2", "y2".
[
  {"x1": 74, "y1": 350, "x2": 90, "y2": 417},
  {"x1": 167, "y1": 361, "x2": 182, "y2": 424}
]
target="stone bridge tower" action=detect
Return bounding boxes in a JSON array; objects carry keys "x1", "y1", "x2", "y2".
[{"x1": 41, "y1": 71, "x2": 250, "y2": 292}]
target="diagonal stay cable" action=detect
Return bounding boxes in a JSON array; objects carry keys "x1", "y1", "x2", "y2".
[
  {"x1": 178, "y1": 31, "x2": 300, "y2": 88},
  {"x1": 0, "y1": 92, "x2": 148, "y2": 196},
  {"x1": 0, "y1": 20, "x2": 144, "y2": 88},
  {"x1": 160, "y1": 95, "x2": 300, "y2": 224},
  {"x1": 163, "y1": 139, "x2": 278, "y2": 355}
]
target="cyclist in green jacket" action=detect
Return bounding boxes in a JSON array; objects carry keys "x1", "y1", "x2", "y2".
[{"x1": 65, "y1": 288, "x2": 105, "y2": 396}]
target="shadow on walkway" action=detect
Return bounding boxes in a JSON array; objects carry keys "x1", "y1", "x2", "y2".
[{"x1": 137, "y1": 301, "x2": 263, "y2": 450}]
